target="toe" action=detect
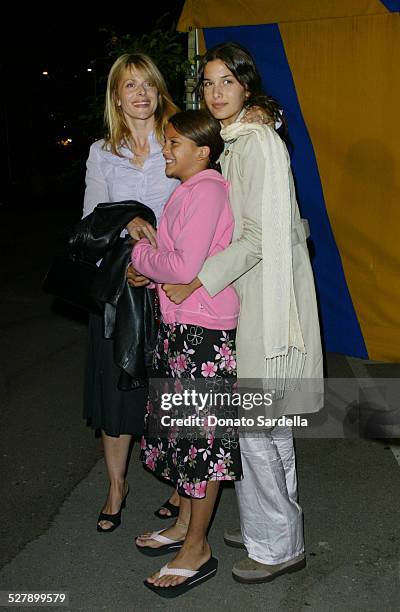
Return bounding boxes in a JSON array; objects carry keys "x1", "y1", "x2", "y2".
[
  {"x1": 146, "y1": 570, "x2": 160, "y2": 585},
  {"x1": 136, "y1": 531, "x2": 153, "y2": 542},
  {"x1": 98, "y1": 520, "x2": 113, "y2": 530},
  {"x1": 161, "y1": 574, "x2": 185, "y2": 588}
]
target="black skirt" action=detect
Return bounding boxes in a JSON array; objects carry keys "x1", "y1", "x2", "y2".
[
  {"x1": 83, "y1": 314, "x2": 147, "y2": 437},
  {"x1": 141, "y1": 322, "x2": 242, "y2": 498}
]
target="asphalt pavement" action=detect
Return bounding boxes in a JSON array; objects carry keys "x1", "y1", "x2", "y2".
[{"x1": 0, "y1": 207, "x2": 399, "y2": 611}]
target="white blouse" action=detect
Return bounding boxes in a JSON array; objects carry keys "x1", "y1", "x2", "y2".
[{"x1": 82, "y1": 132, "x2": 179, "y2": 223}]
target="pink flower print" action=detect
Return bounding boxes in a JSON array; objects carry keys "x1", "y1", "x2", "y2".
[
  {"x1": 215, "y1": 343, "x2": 235, "y2": 371},
  {"x1": 145, "y1": 455, "x2": 155, "y2": 470},
  {"x1": 174, "y1": 379, "x2": 183, "y2": 393},
  {"x1": 163, "y1": 338, "x2": 169, "y2": 353},
  {"x1": 149, "y1": 446, "x2": 160, "y2": 459},
  {"x1": 207, "y1": 432, "x2": 215, "y2": 448},
  {"x1": 176, "y1": 354, "x2": 187, "y2": 373},
  {"x1": 188, "y1": 445, "x2": 198, "y2": 461},
  {"x1": 193, "y1": 481, "x2": 207, "y2": 497},
  {"x1": 168, "y1": 357, "x2": 176, "y2": 372},
  {"x1": 140, "y1": 436, "x2": 147, "y2": 450},
  {"x1": 211, "y1": 459, "x2": 227, "y2": 478},
  {"x1": 201, "y1": 361, "x2": 217, "y2": 378},
  {"x1": 183, "y1": 482, "x2": 195, "y2": 496},
  {"x1": 226, "y1": 355, "x2": 236, "y2": 370},
  {"x1": 219, "y1": 343, "x2": 232, "y2": 359}
]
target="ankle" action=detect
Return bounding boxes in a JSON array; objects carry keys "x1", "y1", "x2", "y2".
[
  {"x1": 107, "y1": 480, "x2": 127, "y2": 497},
  {"x1": 182, "y1": 537, "x2": 210, "y2": 555},
  {"x1": 174, "y1": 521, "x2": 189, "y2": 534},
  {"x1": 170, "y1": 490, "x2": 180, "y2": 505},
  {"x1": 175, "y1": 521, "x2": 189, "y2": 531}
]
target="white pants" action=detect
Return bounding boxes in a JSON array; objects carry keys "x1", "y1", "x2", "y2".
[{"x1": 234, "y1": 425, "x2": 304, "y2": 565}]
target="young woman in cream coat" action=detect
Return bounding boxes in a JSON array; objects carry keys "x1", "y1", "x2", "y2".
[{"x1": 162, "y1": 42, "x2": 323, "y2": 585}]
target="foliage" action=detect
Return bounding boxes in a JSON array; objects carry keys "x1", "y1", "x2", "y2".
[
  {"x1": 106, "y1": 16, "x2": 189, "y2": 93},
  {"x1": 81, "y1": 16, "x2": 188, "y2": 142}
]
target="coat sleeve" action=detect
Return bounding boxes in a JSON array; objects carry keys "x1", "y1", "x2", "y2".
[
  {"x1": 132, "y1": 180, "x2": 230, "y2": 284},
  {"x1": 198, "y1": 134, "x2": 264, "y2": 296},
  {"x1": 82, "y1": 143, "x2": 110, "y2": 218}
]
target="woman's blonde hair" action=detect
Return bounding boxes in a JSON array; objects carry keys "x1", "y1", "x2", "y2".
[{"x1": 104, "y1": 53, "x2": 179, "y2": 155}]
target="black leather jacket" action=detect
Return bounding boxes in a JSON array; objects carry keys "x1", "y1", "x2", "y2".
[{"x1": 69, "y1": 200, "x2": 158, "y2": 391}]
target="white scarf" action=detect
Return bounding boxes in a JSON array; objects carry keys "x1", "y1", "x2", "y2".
[{"x1": 220, "y1": 121, "x2": 306, "y2": 396}]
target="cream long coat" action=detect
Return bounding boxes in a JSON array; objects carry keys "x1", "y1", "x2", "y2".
[{"x1": 198, "y1": 123, "x2": 323, "y2": 417}]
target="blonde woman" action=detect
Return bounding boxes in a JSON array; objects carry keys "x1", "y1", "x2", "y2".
[{"x1": 82, "y1": 53, "x2": 181, "y2": 532}]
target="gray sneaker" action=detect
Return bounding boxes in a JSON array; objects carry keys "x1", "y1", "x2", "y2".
[
  {"x1": 232, "y1": 553, "x2": 306, "y2": 583},
  {"x1": 223, "y1": 527, "x2": 245, "y2": 549}
]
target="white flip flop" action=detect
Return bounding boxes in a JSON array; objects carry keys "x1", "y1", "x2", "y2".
[
  {"x1": 136, "y1": 529, "x2": 184, "y2": 557},
  {"x1": 144, "y1": 557, "x2": 218, "y2": 598}
]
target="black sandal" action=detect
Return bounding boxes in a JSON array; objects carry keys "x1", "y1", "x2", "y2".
[
  {"x1": 97, "y1": 487, "x2": 129, "y2": 533},
  {"x1": 144, "y1": 557, "x2": 218, "y2": 598},
  {"x1": 154, "y1": 498, "x2": 179, "y2": 520}
]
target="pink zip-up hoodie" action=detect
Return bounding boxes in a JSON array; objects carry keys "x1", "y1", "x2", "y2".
[{"x1": 132, "y1": 169, "x2": 239, "y2": 330}]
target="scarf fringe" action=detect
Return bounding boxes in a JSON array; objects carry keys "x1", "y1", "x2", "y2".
[{"x1": 265, "y1": 347, "x2": 307, "y2": 399}]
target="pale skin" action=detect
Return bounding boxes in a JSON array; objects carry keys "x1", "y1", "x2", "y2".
[{"x1": 98, "y1": 66, "x2": 162, "y2": 530}]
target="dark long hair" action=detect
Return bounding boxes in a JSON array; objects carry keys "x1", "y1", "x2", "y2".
[
  {"x1": 168, "y1": 110, "x2": 224, "y2": 171},
  {"x1": 197, "y1": 42, "x2": 287, "y2": 139}
]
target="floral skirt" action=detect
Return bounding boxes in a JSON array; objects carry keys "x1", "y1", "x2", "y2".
[{"x1": 140, "y1": 322, "x2": 243, "y2": 498}]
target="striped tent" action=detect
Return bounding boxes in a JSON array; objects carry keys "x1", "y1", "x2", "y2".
[{"x1": 178, "y1": 0, "x2": 400, "y2": 361}]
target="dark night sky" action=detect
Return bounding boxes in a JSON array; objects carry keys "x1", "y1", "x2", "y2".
[
  {"x1": 2, "y1": 3, "x2": 186, "y2": 208},
  {"x1": 5, "y1": 4, "x2": 185, "y2": 69}
]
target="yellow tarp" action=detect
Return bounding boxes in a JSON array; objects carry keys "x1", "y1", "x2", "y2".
[
  {"x1": 177, "y1": 1, "x2": 400, "y2": 360},
  {"x1": 280, "y1": 13, "x2": 400, "y2": 361},
  {"x1": 177, "y1": 0, "x2": 390, "y2": 30}
]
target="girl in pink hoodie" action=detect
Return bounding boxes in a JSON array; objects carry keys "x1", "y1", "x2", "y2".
[{"x1": 132, "y1": 110, "x2": 242, "y2": 596}]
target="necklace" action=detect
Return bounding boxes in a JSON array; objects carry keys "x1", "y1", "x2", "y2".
[{"x1": 129, "y1": 139, "x2": 150, "y2": 168}]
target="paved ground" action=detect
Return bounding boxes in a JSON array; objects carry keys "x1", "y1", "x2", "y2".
[{"x1": 0, "y1": 208, "x2": 399, "y2": 611}]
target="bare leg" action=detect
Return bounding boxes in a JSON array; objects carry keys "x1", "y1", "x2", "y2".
[
  {"x1": 147, "y1": 481, "x2": 220, "y2": 588},
  {"x1": 136, "y1": 494, "x2": 191, "y2": 548},
  {"x1": 157, "y1": 487, "x2": 181, "y2": 517},
  {"x1": 98, "y1": 431, "x2": 131, "y2": 530}
]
